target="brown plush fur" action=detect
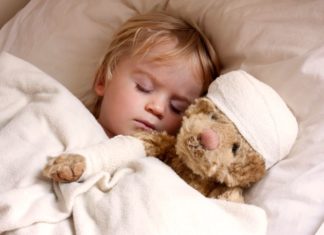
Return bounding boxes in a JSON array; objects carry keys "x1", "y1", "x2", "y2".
[
  {"x1": 43, "y1": 154, "x2": 86, "y2": 182},
  {"x1": 139, "y1": 98, "x2": 265, "y2": 202}
]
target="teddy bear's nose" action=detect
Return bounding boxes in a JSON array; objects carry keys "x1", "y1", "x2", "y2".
[{"x1": 198, "y1": 129, "x2": 219, "y2": 150}]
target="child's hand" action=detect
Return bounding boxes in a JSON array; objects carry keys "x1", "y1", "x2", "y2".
[{"x1": 43, "y1": 154, "x2": 85, "y2": 182}]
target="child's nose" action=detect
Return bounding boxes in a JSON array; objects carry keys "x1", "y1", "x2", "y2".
[{"x1": 145, "y1": 101, "x2": 165, "y2": 119}]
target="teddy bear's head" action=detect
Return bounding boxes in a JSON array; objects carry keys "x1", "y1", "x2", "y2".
[
  {"x1": 175, "y1": 70, "x2": 298, "y2": 189},
  {"x1": 176, "y1": 97, "x2": 265, "y2": 188}
]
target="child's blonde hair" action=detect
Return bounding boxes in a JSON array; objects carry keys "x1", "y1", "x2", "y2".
[{"x1": 93, "y1": 11, "x2": 219, "y2": 116}]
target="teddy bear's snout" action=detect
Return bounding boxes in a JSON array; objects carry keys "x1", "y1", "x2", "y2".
[{"x1": 198, "y1": 129, "x2": 219, "y2": 150}]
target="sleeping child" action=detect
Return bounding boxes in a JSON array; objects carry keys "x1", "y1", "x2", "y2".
[{"x1": 43, "y1": 10, "x2": 219, "y2": 182}]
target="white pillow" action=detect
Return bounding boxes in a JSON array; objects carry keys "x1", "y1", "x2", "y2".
[
  {"x1": 1, "y1": 1, "x2": 324, "y2": 235},
  {"x1": 0, "y1": 0, "x2": 164, "y2": 108}
]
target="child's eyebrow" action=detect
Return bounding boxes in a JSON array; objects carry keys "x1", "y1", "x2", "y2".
[{"x1": 134, "y1": 67, "x2": 192, "y2": 104}]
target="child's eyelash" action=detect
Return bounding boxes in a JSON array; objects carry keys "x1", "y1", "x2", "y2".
[
  {"x1": 136, "y1": 84, "x2": 151, "y2": 93},
  {"x1": 170, "y1": 105, "x2": 182, "y2": 115}
]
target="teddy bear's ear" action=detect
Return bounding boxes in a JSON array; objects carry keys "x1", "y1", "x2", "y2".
[{"x1": 184, "y1": 97, "x2": 216, "y2": 117}]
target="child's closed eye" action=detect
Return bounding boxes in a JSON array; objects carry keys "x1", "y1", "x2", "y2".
[
  {"x1": 136, "y1": 83, "x2": 152, "y2": 93},
  {"x1": 134, "y1": 75, "x2": 154, "y2": 93},
  {"x1": 170, "y1": 105, "x2": 182, "y2": 114},
  {"x1": 170, "y1": 100, "x2": 189, "y2": 115}
]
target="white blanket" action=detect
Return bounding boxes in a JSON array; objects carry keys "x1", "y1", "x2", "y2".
[{"x1": 0, "y1": 52, "x2": 267, "y2": 235}]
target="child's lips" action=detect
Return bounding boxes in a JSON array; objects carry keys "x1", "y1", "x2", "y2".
[{"x1": 134, "y1": 119, "x2": 156, "y2": 131}]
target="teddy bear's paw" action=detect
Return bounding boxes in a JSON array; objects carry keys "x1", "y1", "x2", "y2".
[
  {"x1": 133, "y1": 131, "x2": 176, "y2": 157},
  {"x1": 43, "y1": 154, "x2": 85, "y2": 182},
  {"x1": 214, "y1": 187, "x2": 245, "y2": 203}
]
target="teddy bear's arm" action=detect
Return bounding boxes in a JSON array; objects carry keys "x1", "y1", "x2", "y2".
[
  {"x1": 43, "y1": 135, "x2": 146, "y2": 182},
  {"x1": 43, "y1": 153, "x2": 86, "y2": 182}
]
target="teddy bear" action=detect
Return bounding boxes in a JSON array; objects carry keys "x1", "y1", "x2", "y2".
[
  {"x1": 134, "y1": 97, "x2": 266, "y2": 203},
  {"x1": 43, "y1": 70, "x2": 298, "y2": 203}
]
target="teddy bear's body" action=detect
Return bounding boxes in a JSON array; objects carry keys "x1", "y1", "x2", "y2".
[{"x1": 158, "y1": 146, "x2": 246, "y2": 202}]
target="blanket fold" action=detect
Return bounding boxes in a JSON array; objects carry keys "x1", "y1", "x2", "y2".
[{"x1": 0, "y1": 52, "x2": 267, "y2": 235}]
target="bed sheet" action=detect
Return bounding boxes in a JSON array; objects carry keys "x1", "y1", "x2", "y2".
[{"x1": 0, "y1": 0, "x2": 324, "y2": 234}]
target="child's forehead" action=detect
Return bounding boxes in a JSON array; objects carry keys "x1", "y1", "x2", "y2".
[
  {"x1": 131, "y1": 39, "x2": 203, "y2": 77},
  {"x1": 131, "y1": 36, "x2": 178, "y2": 58}
]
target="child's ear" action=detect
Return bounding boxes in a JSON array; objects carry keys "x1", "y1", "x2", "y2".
[
  {"x1": 94, "y1": 59, "x2": 108, "y2": 96},
  {"x1": 94, "y1": 76, "x2": 106, "y2": 96}
]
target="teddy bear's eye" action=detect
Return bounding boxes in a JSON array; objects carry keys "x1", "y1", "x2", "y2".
[
  {"x1": 232, "y1": 143, "x2": 240, "y2": 155},
  {"x1": 210, "y1": 114, "x2": 218, "y2": 120}
]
